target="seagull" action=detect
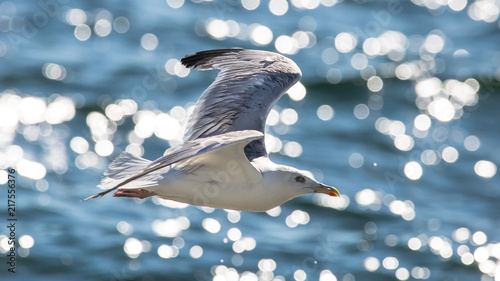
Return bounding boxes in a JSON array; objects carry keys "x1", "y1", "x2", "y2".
[{"x1": 83, "y1": 49, "x2": 339, "y2": 212}]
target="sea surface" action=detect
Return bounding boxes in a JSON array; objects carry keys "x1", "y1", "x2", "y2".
[{"x1": 0, "y1": 0, "x2": 499, "y2": 280}]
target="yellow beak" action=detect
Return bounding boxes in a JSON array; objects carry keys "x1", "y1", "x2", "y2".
[{"x1": 318, "y1": 184, "x2": 340, "y2": 197}]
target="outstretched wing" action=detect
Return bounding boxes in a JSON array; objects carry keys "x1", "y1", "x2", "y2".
[
  {"x1": 83, "y1": 130, "x2": 263, "y2": 201},
  {"x1": 181, "y1": 49, "x2": 302, "y2": 159}
]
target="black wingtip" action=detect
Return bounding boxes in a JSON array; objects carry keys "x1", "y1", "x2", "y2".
[{"x1": 180, "y1": 48, "x2": 244, "y2": 69}]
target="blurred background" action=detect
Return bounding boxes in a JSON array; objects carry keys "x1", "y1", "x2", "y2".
[{"x1": 1, "y1": 0, "x2": 500, "y2": 280}]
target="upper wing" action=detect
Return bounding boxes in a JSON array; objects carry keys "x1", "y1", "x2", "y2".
[
  {"x1": 181, "y1": 49, "x2": 302, "y2": 159},
  {"x1": 83, "y1": 130, "x2": 263, "y2": 201}
]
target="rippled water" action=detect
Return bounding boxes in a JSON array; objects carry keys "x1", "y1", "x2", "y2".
[{"x1": 1, "y1": 0, "x2": 500, "y2": 280}]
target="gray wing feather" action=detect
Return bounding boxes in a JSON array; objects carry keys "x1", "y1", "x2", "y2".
[
  {"x1": 83, "y1": 130, "x2": 263, "y2": 201},
  {"x1": 181, "y1": 49, "x2": 302, "y2": 159}
]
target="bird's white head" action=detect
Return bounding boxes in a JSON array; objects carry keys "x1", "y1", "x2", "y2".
[{"x1": 260, "y1": 163, "x2": 340, "y2": 202}]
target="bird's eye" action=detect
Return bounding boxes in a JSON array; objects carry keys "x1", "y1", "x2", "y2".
[{"x1": 295, "y1": 176, "x2": 305, "y2": 183}]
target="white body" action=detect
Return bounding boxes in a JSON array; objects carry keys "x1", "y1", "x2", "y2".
[{"x1": 149, "y1": 157, "x2": 304, "y2": 212}]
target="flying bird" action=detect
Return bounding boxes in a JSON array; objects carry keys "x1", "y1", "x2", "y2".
[{"x1": 84, "y1": 49, "x2": 339, "y2": 211}]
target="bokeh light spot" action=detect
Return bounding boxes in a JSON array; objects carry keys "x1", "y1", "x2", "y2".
[
  {"x1": 474, "y1": 160, "x2": 496, "y2": 178},
  {"x1": 404, "y1": 161, "x2": 422, "y2": 180},
  {"x1": 141, "y1": 33, "x2": 159, "y2": 51}
]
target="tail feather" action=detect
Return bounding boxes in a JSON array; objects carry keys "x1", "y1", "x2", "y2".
[{"x1": 83, "y1": 152, "x2": 155, "y2": 201}]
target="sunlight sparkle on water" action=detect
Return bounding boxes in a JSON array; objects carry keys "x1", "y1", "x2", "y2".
[
  {"x1": 286, "y1": 210, "x2": 310, "y2": 228},
  {"x1": 269, "y1": 0, "x2": 288, "y2": 16},
  {"x1": 474, "y1": 160, "x2": 497, "y2": 179},
  {"x1": 389, "y1": 200, "x2": 416, "y2": 221},
  {"x1": 124, "y1": 238, "x2": 143, "y2": 258},
  {"x1": 424, "y1": 34, "x2": 445, "y2": 54},
  {"x1": 141, "y1": 33, "x2": 159, "y2": 51},
  {"x1": 266, "y1": 206, "x2": 281, "y2": 217},
  {"x1": 383, "y1": 257, "x2": 399, "y2": 270},
  {"x1": 293, "y1": 31, "x2": 316, "y2": 48},
  {"x1": 227, "y1": 228, "x2": 242, "y2": 241},
  {"x1": 453, "y1": 227, "x2": 471, "y2": 243},
  {"x1": 0, "y1": 171, "x2": 8, "y2": 185},
  {"x1": 158, "y1": 244, "x2": 179, "y2": 259},
  {"x1": 287, "y1": 82, "x2": 306, "y2": 101},
  {"x1": 353, "y1": 104, "x2": 369, "y2": 120},
  {"x1": 19, "y1": 235, "x2": 34, "y2": 249},
  {"x1": 280, "y1": 108, "x2": 298, "y2": 125},
  {"x1": 314, "y1": 193, "x2": 349, "y2": 210},
  {"x1": 473, "y1": 246, "x2": 489, "y2": 263},
  {"x1": 70, "y1": 137, "x2": 89, "y2": 154},
  {"x1": 242, "y1": 0, "x2": 260, "y2": 10},
  {"x1": 322, "y1": 48, "x2": 339, "y2": 65},
  {"x1": 165, "y1": 59, "x2": 190, "y2": 77},
  {"x1": 66, "y1": 9, "x2": 86, "y2": 26},
  {"x1": 414, "y1": 114, "x2": 431, "y2": 131},
  {"x1": 421, "y1": 150, "x2": 439, "y2": 166},
  {"x1": 105, "y1": 104, "x2": 125, "y2": 121},
  {"x1": 113, "y1": 16, "x2": 130, "y2": 33},
  {"x1": 317, "y1": 105, "x2": 334, "y2": 121},
  {"x1": 441, "y1": 146, "x2": 459, "y2": 163},
  {"x1": 258, "y1": 258, "x2": 277, "y2": 272},
  {"x1": 404, "y1": 161, "x2": 422, "y2": 180},
  {"x1": 74, "y1": 24, "x2": 91, "y2": 41},
  {"x1": 319, "y1": 270, "x2": 337, "y2": 281},
  {"x1": 206, "y1": 19, "x2": 229, "y2": 39},
  {"x1": 117, "y1": 221, "x2": 134, "y2": 236},
  {"x1": 249, "y1": 24, "x2": 273, "y2": 45},
  {"x1": 394, "y1": 134, "x2": 414, "y2": 151},
  {"x1": 395, "y1": 63, "x2": 419, "y2": 80},
  {"x1": 410, "y1": 266, "x2": 431, "y2": 279},
  {"x1": 349, "y1": 153, "x2": 364, "y2": 168},
  {"x1": 17, "y1": 159, "x2": 46, "y2": 180},
  {"x1": 275, "y1": 35, "x2": 298, "y2": 55},
  {"x1": 232, "y1": 237, "x2": 256, "y2": 253},
  {"x1": 468, "y1": 0, "x2": 500, "y2": 22},
  {"x1": 283, "y1": 141, "x2": 302, "y2": 157},
  {"x1": 428, "y1": 98, "x2": 455, "y2": 122},
  {"x1": 415, "y1": 77, "x2": 442, "y2": 98},
  {"x1": 364, "y1": 256, "x2": 380, "y2": 272},
  {"x1": 363, "y1": 38, "x2": 381, "y2": 56},
  {"x1": 152, "y1": 217, "x2": 189, "y2": 237},
  {"x1": 367, "y1": 76, "x2": 383, "y2": 92},
  {"x1": 189, "y1": 245, "x2": 203, "y2": 259},
  {"x1": 19, "y1": 97, "x2": 46, "y2": 125},
  {"x1": 395, "y1": 268, "x2": 410, "y2": 281},
  {"x1": 202, "y1": 218, "x2": 221, "y2": 233},
  {"x1": 43, "y1": 63, "x2": 66, "y2": 81},
  {"x1": 335, "y1": 32, "x2": 357, "y2": 53},
  {"x1": 350, "y1": 53, "x2": 368, "y2": 70},
  {"x1": 408, "y1": 237, "x2": 422, "y2": 251},
  {"x1": 326, "y1": 68, "x2": 342, "y2": 84},
  {"x1": 0, "y1": 235, "x2": 11, "y2": 253},
  {"x1": 265, "y1": 134, "x2": 283, "y2": 154},
  {"x1": 0, "y1": 96, "x2": 19, "y2": 128},
  {"x1": 94, "y1": 19, "x2": 112, "y2": 37},
  {"x1": 472, "y1": 231, "x2": 488, "y2": 245},
  {"x1": 167, "y1": 0, "x2": 185, "y2": 9},
  {"x1": 294, "y1": 269, "x2": 307, "y2": 281},
  {"x1": 95, "y1": 140, "x2": 114, "y2": 157},
  {"x1": 464, "y1": 135, "x2": 480, "y2": 151},
  {"x1": 45, "y1": 97, "x2": 76, "y2": 124},
  {"x1": 355, "y1": 188, "x2": 379, "y2": 207}
]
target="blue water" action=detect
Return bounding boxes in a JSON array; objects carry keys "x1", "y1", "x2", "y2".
[{"x1": 1, "y1": 0, "x2": 500, "y2": 280}]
